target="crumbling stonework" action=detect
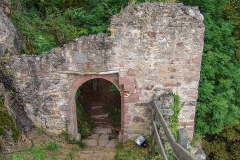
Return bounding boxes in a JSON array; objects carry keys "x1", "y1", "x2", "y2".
[{"x1": 2, "y1": 2, "x2": 204, "y2": 140}]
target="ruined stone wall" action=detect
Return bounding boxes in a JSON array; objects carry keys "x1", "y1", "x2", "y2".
[
  {"x1": 3, "y1": 2, "x2": 204, "y2": 140},
  {"x1": 109, "y1": 2, "x2": 204, "y2": 139}
]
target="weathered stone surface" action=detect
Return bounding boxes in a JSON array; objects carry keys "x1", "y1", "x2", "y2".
[
  {"x1": 98, "y1": 139, "x2": 110, "y2": 147},
  {"x1": 105, "y1": 139, "x2": 117, "y2": 148},
  {"x1": 83, "y1": 139, "x2": 98, "y2": 147},
  {"x1": 132, "y1": 116, "x2": 145, "y2": 123},
  {"x1": 99, "y1": 134, "x2": 109, "y2": 140},
  {"x1": 88, "y1": 134, "x2": 99, "y2": 139},
  {"x1": 95, "y1": 127, "x2": 112, "y2": 134},
  {"x1": 2, "y1": 2, "x2": 204, "y2": 140},
  {"x1": 178, "y1": 128, "x2": 189, "y2": 149},
  {"x1": 0, "y1": 7, "x2": 25, "y2": 56}
]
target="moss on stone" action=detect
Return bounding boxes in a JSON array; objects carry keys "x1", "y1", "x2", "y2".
[{"x1": 0, "y1": 98, "x2": 20, "y2": 141}]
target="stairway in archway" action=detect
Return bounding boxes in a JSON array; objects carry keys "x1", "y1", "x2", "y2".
[
  {"x1": 82, "y1": 105, "x2": 118, "y2": 148},
  {"x1": 79, "y1": 78, "x2": 120, "y2": 153},
  {"x1": 79, "y1": 104, "x2": 118, "y2": 159}
]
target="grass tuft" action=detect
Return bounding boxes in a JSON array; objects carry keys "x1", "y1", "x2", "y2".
[{"x1": 46, "y1": 141, "x2": 58, "y2": 151}]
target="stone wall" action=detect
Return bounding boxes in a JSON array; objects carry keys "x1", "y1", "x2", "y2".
[{"x1": 2, "y1": 2, "x2": 204, "y2": 140}]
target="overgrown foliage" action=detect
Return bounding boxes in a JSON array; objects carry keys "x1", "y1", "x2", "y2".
[
  {"x1": 222, "y1": 0, "x2": 240, "y2": 61},
  {"x1": 110, "y1": 84, "x2": 119, "y2": 93},
  {"x1": 0, "y1": 98, "x2": 19, "y2": 141},
  {"x1": 202, "y1": 122, "x2": 240, "y2": 159},
  {"x1": 107, "y1": 104, "x2": 121, "y2": 128},
  {"x1": 75, "y1": 89, "x2": 92, "y2": 138},
  {"x1": 115, "y1": 140, "x2": 151, "y2": 160},
  {"x1": 168, "y1": 93, "x2": 181, "y2": 140}
]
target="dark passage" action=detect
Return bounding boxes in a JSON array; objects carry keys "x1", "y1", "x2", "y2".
[{"x1": 76, "y1": 78, "x2": 121, "y2": 147}]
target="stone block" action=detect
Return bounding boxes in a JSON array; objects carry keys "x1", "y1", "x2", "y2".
[
  {"x1": 119, "y1": 76, "x2": 135, "y2": 85},
  {"x1": 73, "y1": 52, "x2": 87, "y2": 64},
  {"x1": 98, "y1": 139, "x2": 109, "y2": 147},
  {"x1": 162, "y1": 82, "x2": 181, "y2": 87},
  {"x1": 178, "y1": 128, "x2": 188, "y2": 149},
  {"x1": 123, "y1": 104, "x2": 128, "y2": 114},
  {"x1": 127, "y1": 68, "x2": 137, "y2": 76},
  {"x1": 99, "y1": 134, "x2": 109, "y2": 140},
  {"x1": 105, "y1": 139, "x2": 117, "y2": 148},
  {"x1": 88, "y1": 134, "x2": 99, "y2": 139},
  {"x1": 95, "y1": 127, "x2": 112, "y2": 134},
  {"x1": 178, "y1": 121, "x2": 195, "y2": 126},
  {"x1": 123, "y1": 85, "x2": 135, "y2": 92},
  {"x1": 132, "y1": 116, "x2": 145, "y2": 123},
  {"x1": 124, "y1": 93, "x2": 139, "y2": 103},
  {"x1": 83, "y1": 139, "x2": 98, "y2": 147},
  {"x1": 124, "y1": 114, "x2": 131, "y2": 124}
]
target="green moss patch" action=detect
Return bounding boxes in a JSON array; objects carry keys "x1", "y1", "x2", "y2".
[{"x1": 0, "y1": 98, "x2": 20, "y2": 141}]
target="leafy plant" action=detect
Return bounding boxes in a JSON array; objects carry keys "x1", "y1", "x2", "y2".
[
  {"x1": 30, "y1": 148, "x2": 46, "y2": 160},
  {"x1": 11, "y1": 155, "x2": 24, "y2": 160},
  {"x1": 46, "y1": 141, "x2": 58, "y2": 151},
  {"x1": 164, "y1": 147, "x2": 175, "y2": 160},
  {"x1": 36, "y1": 127, "x2": 45, "y2": 135},
  {"x1": 76, "y1": 140, "x2": 86, "y2": 148},
  {"x1": 110, "y1": 84, "x2": 119, "y2": 93},
  {"x1": 75, "y1": 89, "x2": 93, "y2": 138},
  {"x1": 115, "y1": 141, "x2": 148, "y2": 160},
  {"x1": 107, "y1": 105, "x2": 121, "y2": 128},
  {"x1": 61, "y1": 130, "x2": 72, "y2": 142},
  {"x1": 168, "y1": 93, "x2": 181, "y2": 140}
]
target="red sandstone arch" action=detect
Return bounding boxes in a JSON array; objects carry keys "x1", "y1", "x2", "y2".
[{"x1": 68, "y1": 74, "x2": 123, "y2": 139}]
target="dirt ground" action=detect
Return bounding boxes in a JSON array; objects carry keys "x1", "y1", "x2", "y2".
[{"x1": 0, "y1": 129, "x2": 117, "y2": 160}]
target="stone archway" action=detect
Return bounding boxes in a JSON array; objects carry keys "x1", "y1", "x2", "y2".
[{"x1": 68, "y1": 73, "x2": 122, "y2": 140}]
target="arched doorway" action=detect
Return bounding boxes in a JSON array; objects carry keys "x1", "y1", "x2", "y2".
[
  {"x1": 76, "y1": 78, "x2": 121, "y2": 138},
  {"x1": 68, "y1": 74, "x2": 122, "y2": 140}
]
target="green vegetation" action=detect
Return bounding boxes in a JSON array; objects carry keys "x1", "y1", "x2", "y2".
[
  {"x1": 115, "y1": 141, "x2": 150, "y2": 160},
  {"x1": 202, "y1": 123, "x2": 240, "y2": 159},
  {"x1": 168, "y1": 93, "x2": 181, "y2": 140},
  {"x1": 115, "y1": 138, "x2": 170, "y2": 160},
  {"x1": 46, "y1": 141, "x2": 58, "y2": 151},
  {"x1": 110, "y1": 84, "x2": 119, "y2": 93},
  {"x1": 30, "y1": 148, "x2": 46, "y2": 160},
  {"x1": 75, "y1": 89, "x2": 92, "y2": 138},
  {"x1": 164, "y1": 146, "x2": 175, "y2": 160},
  {"x1": 107, "y1": 104, "x2": 121, "y2": 128},
  {"x1": 76, "y1": 140, "x2": 86, "y2": 148},
  {"x1": 4, "y1": 130, "x2": 82, "y2": 160},
  {"x1": 0, "y1": 98, "x2": 19, "y2": 141}
]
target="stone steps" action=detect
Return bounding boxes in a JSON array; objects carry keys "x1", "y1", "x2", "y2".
[{"x1": 83, "y1": 105, "x2": 117, "y2": 148}]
